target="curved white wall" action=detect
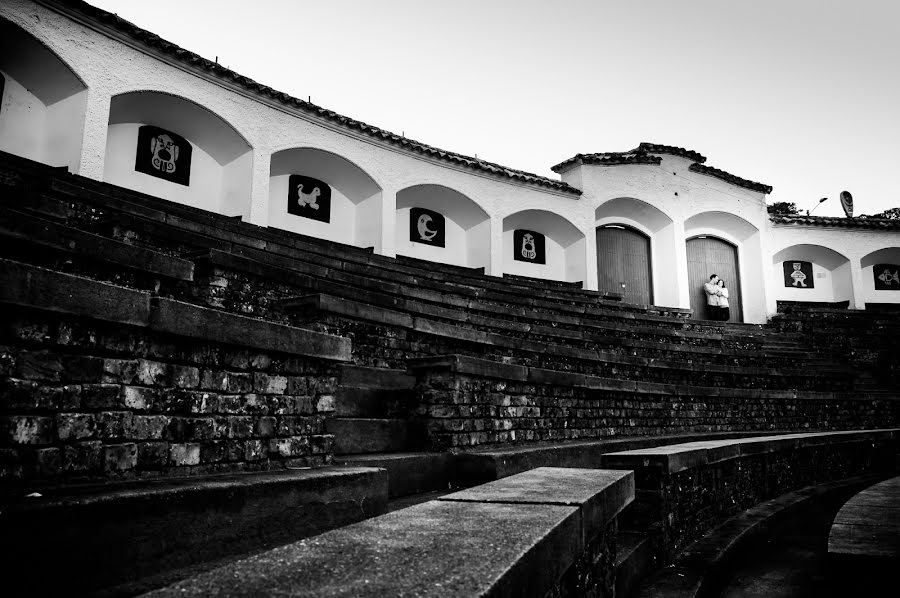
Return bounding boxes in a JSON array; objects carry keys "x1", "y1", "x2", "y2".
[
  {"x1": 502, "y1": 210, "x2": 586, "y2": 283},
  {"x1": 104, "y1": 91, "x2": 252, "y2": 217},
  {"x1": 269, "y1": 147, "x2": 382, "y2": 248},
  {"x1": 0, "y1": 17, "x2": 86, "y2": 171},
  {"x1": 395, "y1": 185, "x2": 490, "y2": 269},
  {"x1": 772, "y1": 245, "x2": 853, "y2": 304}
]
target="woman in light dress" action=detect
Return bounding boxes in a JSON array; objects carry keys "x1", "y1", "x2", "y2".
[{"x1": 716, "y1": 279, "x2": 730, "y2": 321}]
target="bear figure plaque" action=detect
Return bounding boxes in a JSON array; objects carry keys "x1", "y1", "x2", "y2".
[{"x1": 135, "y1": 125, "x2": 193, "y2": 186}]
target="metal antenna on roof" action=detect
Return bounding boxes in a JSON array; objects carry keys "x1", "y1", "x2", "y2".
[{"x1": 806, "y1": 197, "x2": 828, "y2": 216}]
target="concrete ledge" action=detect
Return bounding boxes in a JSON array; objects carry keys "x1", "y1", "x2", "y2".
[
  {"x1": 634, "y1": 475, "x2": 885, "y2": 598},
  {"x1": 601, "y1": 429, "x2": 900, "y2": 474},
  {"x1": 0, "y1": 258, "x2": 151, "y2": 327},
  {"x1": 147, "y1": 467, "x2": 633, "y2": 597},
  {"x1": 441, "y1": 467, "x2": 633, "y2": 548},
  {"x1": 150, "y1": 297, "x2": 351, "y2": 362},
  {"x1": 454, "y1": 431, "x2": 805, "y2": 486},
  {"x1": 2, "y1": 466, "x2": 388, "y2": 595},
  {"x1": 408, "y1": 354, "x2": 528, "y2": 382}
]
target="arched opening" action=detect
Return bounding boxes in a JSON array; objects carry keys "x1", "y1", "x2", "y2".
[
  {"x1": 395, "y1": 185, "x2": 490, "y2": 269},
  {"x1": 687, "y1": 235, "x2": 743, "y2": 321},
  {"x1": 685, "y1": 211, "x2": 762, "y2": 322},
  {"x1": 595, "y1": 198, "x2": 676, "y2": 305},
  {"x1": 860, "y1": 247, "x2": 900, "y2": 306},
  {"x1": 596, "y1": 225, "x2": 653, "y2": 304},
  {"x1": 502, "y1": 209, "x2": 586, "y2": 284},
  {"x1": 105, "y1": 91, "x2": 253, "y2": 218},
  {"x1": 270, "y1": 148, "x2": 382, "y2": 248},
  {"x1": 0, "y1": 18, "x2": 87, "y2": 171},
  {"x1": 772, "y1": 244, "x2": 853, "y2": 306}
]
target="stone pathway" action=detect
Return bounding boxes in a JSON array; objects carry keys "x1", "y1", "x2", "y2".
[{"x1": 717, "y1": 484, "x2": 895, "y2": 598}]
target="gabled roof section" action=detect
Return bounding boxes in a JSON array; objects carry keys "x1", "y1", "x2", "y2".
[
  {"x1": 635, "y1": 143, "x2": 707, "y2": 163},
  {"x1": 770, "y1": 214, "x2": 900, "y2": 230},
  {"x1": 551, "y1": 152, "x2": 661, "y2": 173},
  {"x1": 688, "y1": 163, "x2": 773, "y2": 194},
  {"x1": 51, "y1": 1, "x2": 580, "y2": 196}
]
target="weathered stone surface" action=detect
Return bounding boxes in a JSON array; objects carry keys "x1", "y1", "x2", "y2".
[
  {"x1": 150, "y1": 298, "x2": 351, "y2": 362},
  {"x1": 0, "y1": 258, "x2": 151, "y2": 327},
  {"x1": 2, "y1": 465, "x2": 387, "y2": 595},
  {"x1": 146, "y1": 500, "x2": 581, "y2": 598},
  {"x1": 0, "y1": 415, "x2": 54, "y2": 444},
  {"x1": 441, "y1": 467, "x2": 634, "y2": 544}
]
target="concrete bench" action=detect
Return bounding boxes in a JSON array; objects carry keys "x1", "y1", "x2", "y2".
[
  {"x1": 1, "y1": 466, "x2": 387, "y2": 595},
  {"x1": 145, "y1": 467, "x2": 634, "y2": 597},
  {"x1": 599, "y1": 429, "x2": 900, "y2": 563}
]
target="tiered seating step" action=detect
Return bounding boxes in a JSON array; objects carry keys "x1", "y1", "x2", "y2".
[
  {"x1": 1, "y1": 466, "x2": 388, "y2": 595},
  {"x1": 146, "y1": 467, "x2": 633, "y2": 598}
]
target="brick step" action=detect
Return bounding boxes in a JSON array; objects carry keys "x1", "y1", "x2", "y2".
[
  {"x1": 0, "y1": 467, "x2": 387, "y2": 596},
  {"x1": 326, "y1": 417, "x2": 418, "y2": 455},
  {"x1": 335, "y1": 451, "x2": 456, "y2": 498}
]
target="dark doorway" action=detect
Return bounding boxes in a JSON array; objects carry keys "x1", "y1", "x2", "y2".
[
  {"x1": 686, "y1": 235, "x2": 742, "y2": 321},
  {"x1": 596, "y1": 225, "x2": 653, "y2": 305}
]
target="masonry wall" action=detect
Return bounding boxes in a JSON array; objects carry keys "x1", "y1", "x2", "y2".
[
  {"x1": 409, "y1": 368, "x2": 899, "y2": 450},
  {"x1": 0, "y1": 306, "x2": 339, "y2": 485}
]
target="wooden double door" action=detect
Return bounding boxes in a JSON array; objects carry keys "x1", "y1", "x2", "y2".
[
  {"x1": 686, "y1": 236, "x2": 742, "y2": 322},
  {"x1": 596, "y1": 225, "x2": 653, "y2": 305}
]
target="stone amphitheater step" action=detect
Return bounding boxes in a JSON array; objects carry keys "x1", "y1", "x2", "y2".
[
  {"x1": 326, "y1": 417, "x2": 418, "y2": 455},
  {"x1": 294, "y1": 293, "x2": 857, "y2": 390},
  {"x1": 335, "y1": 451, "x2": 456, "y2": 498},
  {"x1": 0, "y1": 205, "x2": 195, "y2": 282},
  {"x1": 334, "y1": 365, "x2": 416, "y2": 418},
  {"x1": 1, "y1": 466, "x2": 388, "y2": 596},
  {"x1": 615, "y1": 530, "x2": 655, "y2": 598}
]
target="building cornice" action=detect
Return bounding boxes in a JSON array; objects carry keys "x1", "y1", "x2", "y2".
[{"x1": 38, "y1": 0, "x2": 581, "y2": 196}]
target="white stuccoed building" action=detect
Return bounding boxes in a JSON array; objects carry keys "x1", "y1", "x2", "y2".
[{"x1": 1, "y1": 0, "x2": 898, "y2": 323}]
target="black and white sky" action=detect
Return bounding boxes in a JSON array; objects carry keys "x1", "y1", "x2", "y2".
[{"x1": 90, "y1": 0, "x2": 900, "y2": 216}]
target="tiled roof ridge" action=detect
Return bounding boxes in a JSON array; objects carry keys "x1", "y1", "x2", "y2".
[
  {"x1": 635, "y1": 142, "x2": 707, "y2": 164},
  {"x1": 551, "y1": 151, "x2": 661, "y2": 172},
  {"x1": 53, "y1": 1, "x2": 580, "y2": 196},
  {"x1": 769, "y1": 214, "x2": 900, "y2": 230},
  {"x1": 688, "y1": 163, "x2": 773, "y2": 194}
]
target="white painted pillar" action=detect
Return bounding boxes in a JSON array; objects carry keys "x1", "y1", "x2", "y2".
[
  {"x1": 378, "y1": 187, "x2": 397, "y2": 258},
  {"x1": 759, "y1": 224, "x2": 779, "y2": 318},
  {"x1": 848, "y1": 257, "x2": 865, "y2": 310},
  {"x1": 584, "y1": 225, "x2": 598, "y2": 291},
  {"x1": 672, "y1": 219, "x2": 691, "y2": 310},
  {"x1": 75, "y1": 90, "x2": 110, "y2": 180},
  {"x1": 487, "y1": 215, "x2": 503, "y2": 277},
  {"x1": 247, "y1": 149, "x2": 270, "y2": 227}
]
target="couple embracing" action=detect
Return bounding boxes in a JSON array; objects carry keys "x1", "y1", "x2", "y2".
[{"x1": 703, "y1": 274, "x2": 730, "y2": 321}]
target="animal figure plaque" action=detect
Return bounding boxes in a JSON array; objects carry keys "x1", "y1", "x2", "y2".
[
  {"x1": 288, "y1": 174, "x2": 331, "y2": 223},
  {"x1": 410, "y1": 208, "x2": 445, "y2": 247},
  {"x1": 135, "y1": 125, "x2": 192, "y2": 186},
  {"x1": 514, "y1": 229, "x2": 546, "y2": 264},
  {"x1": 783, "y1": 261, "x2": 814, "y2": 289},
  {"x1": 873, "y1": 264, "x2": 900, "y2": 291}
]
